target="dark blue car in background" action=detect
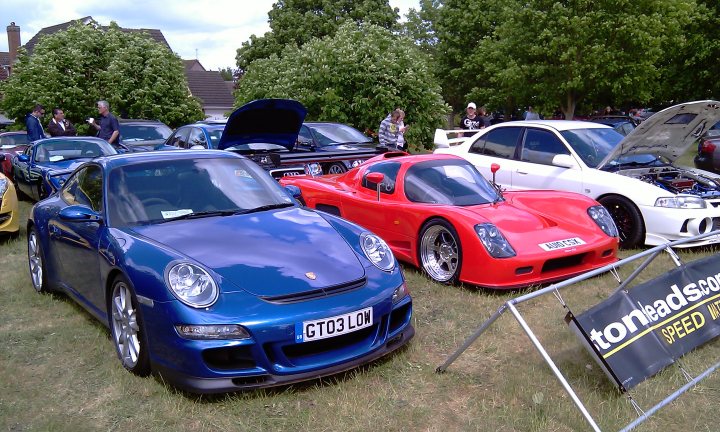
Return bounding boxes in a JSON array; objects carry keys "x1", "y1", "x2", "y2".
[
  {"x1": 27, "y1": 149, "x2": 413, "y2": 393},
  {"x1": 11, "y1": 136, "x2": 117, "y2": 200}
]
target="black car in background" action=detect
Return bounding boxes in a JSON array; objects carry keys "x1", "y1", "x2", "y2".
[
  {"x1": 588, "y1": 115, "x2": 638, "y2": 136},
  {"x1": 297, "y1": 122, "x2": 382, "y2": 174},
  {"x1": 694, "y1": 121, "x2": 720, "y2": 174}
]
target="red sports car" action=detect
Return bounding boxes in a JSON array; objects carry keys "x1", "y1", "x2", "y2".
[{"x1": 281, "y1": 153, "x2": 619, "y2": 288}]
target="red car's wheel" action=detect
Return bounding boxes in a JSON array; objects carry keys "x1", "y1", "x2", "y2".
[{"x1": 418, "y1": 219, "x2": 462, "y2": 284}]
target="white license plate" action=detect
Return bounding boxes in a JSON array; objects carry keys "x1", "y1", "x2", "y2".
[
  {"x1": 295, "y1": 307, "x2": 373, "y2": 343},
  {"x1": 538, "y1": 237, "x2": 586, "y2": 251}
]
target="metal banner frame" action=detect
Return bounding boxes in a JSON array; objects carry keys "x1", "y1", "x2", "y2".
[{"x1": 436, "y1": 231, "x2": 720, "y2": 432}]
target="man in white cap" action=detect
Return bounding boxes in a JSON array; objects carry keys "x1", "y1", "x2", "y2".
[{"x1": 461, "y1": 102, "x2": 482, "y2": 136}]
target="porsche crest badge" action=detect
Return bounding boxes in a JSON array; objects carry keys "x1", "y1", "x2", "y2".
[{"x1": 305, "y1": 272, "x2": 317, "y2": 280}]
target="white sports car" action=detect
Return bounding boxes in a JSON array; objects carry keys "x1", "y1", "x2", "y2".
[{"x1": 435, "y1": 100, "x2": 720, "y2": 248}]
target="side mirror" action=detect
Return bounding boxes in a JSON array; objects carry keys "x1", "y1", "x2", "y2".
[
  {"x1": 284, "y1": 185, "x2": 302, "y2": 199},
  {"x1": 366, "y1": 172, "x2": 385, "y2": 201},
  {"x1": 59, "y1": 205, "x2": 103, "y2": 223},
  {"x1": 17, "y1": 154, "x2": 29, "y2": 163},
  {"x1": 490, "y1": 163, "x2": 500, "y2": 185},
  {"x1": 552, "y1": 154, "x2": 577, "y2": 168}
]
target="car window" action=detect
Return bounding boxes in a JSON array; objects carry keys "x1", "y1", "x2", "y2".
[
  {"x1": 520, "y1": 128, "x2": 570, "y2": 165},
  {"x1": 361, "y1": 162, "x2": 401, "y2": 195},
  {"x1": 297, "y1": 125, "x2": 314, "y2": 146},
  {"x1": 404, "y1": 159, "x2": 499, "y2": 205},
  {"x1": 61, "y1": 165, "x2": 103, "y2": 211},
  {"x1": 0, "y1": 134, "x2": 28, "y2": 146},
  {"x1": 188, "y1": 128, "x2": 208, "y2": 148},
  {"x1": 170, "y1": 127, "x2": 191, "y2": 148},
  {"x1": 119, "y1": 123, "x2": 172, "y2": 142},
  {"x1": 470, "y1": 127, "x2": 521, "y2": 159}
]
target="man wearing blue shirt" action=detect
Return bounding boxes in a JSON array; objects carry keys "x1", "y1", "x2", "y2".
[
  {"x1": 88, "y1": 100, "x2": 120, "y2": 145},
  {"x1": 25, "y1": 104, "x2": 45, "y2": 142}
]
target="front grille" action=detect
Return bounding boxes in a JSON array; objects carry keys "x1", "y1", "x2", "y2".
[
  {"x1": 260, "y1": 277, "x2": 367, "y2": 304},
  {"x1": 713, "y1": 217, "x2": 720, "y2": 231},
  {"x1": 541, "y1": 253, "x2": 587, "y2": 273}
]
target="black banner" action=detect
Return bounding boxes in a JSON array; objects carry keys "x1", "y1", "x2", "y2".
[{"x1": 569, "y1": 254, "x2": 720, "y2": 391}]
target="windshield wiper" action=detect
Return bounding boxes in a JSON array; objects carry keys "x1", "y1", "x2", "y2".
[
  {"x1": 233, "y1": 203, "x2": 295, "y2": 215},
  {"x1": 155, "y1": 209, "x2": 238, "y2": 224}
]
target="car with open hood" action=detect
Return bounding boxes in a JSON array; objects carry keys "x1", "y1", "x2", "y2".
[
  {"x1": 435, "y1": 100, "x2": 720, "y2": 248},
  {"x1": 26, "y1": 149, "x2": 413, "y2": 393},
  {"x1": 281, "y1": 153, "x2": 618, "y2": 288},
  {"x1": 12, "y1": 136, "x2": 118, "y2": 201}
]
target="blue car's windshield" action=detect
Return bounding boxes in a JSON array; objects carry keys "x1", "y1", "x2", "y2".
[
  {"x1": 560, "y1": 128, "x2": 624, "y2": 168},
  {"x1": 108, "y1": 157, "x2": 295, "y2": 227},
  {"x1": 35, "y1": 139, "x2": 118, "y2": 162},
  {"x1": 404, "y1": 159, "x2": 501, "y2": 206}
]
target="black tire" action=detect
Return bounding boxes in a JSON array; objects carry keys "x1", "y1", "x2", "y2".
[
  {"x1": 418, "y1": 218, "x2": 462, "y2": 284},
  {"x1": 27, "y1": 227, "x2": 50, "y2": 293},
  {"x1": 324, "y1": 162, "x2": 347, "y2": 175},
  {"x1": 598, "y1": 195, "x2": 644, "y2": 248},
  {"x1": 109, "y1": 275, "x2": 151, "y2": 376}
]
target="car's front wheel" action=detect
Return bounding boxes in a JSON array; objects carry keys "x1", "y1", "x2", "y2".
[
  {"x1": 109, "y1": 275, "x2": 151, "y2": 376},
  {"x1": 599, "y1": 195, "x2": 644, "y2": 248},
  {"x1": 418, "y1": 219, "x2": 462, "y2": 284},
  {"x1": 27, "y1": 227, "x2": 49, "y2": 293}
]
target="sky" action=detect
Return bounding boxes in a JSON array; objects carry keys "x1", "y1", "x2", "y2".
[{"x1": 0, "y1": 0, "x2": 420, "y2": 71}]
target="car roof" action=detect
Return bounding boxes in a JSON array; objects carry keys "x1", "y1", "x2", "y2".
[
  {"x1": 118, "y1": 119, "x2": 167, "y2": 124},
  {"x1": 96, "y1": 149, "x2": 241, "y2": 171},
  {"x1": 491, "y1": 120, "x2": 611, "y2": 132}
]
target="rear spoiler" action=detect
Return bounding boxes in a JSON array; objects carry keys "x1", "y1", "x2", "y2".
[{"x1": 433, "y1": 129, "x2": 482, "y2": 148}]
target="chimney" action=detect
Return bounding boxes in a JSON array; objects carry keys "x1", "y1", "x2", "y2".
[{"x1": 7, "y1": 22, "x2": 21, "y2": 65}]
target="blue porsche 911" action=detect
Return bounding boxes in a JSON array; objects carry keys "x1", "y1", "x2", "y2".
[{"x1": 27, "y1": 150, "x2": 413, "y2": 393}]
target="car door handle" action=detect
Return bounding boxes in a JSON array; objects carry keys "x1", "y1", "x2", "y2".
[{"x1": 515, "y1": 170, "x2": 528, "y2": 175}]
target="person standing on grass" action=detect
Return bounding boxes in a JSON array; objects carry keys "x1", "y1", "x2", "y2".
[
  {"x1": 26, "y1": 104, "x2": 45, "y2": 142},
  {"x1": 88, "y1": 100, "x2": 120, "y2": 145}
]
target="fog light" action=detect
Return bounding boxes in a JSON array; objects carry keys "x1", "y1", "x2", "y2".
[
  {"x1": 175, "y1": 324, "x2": 251, "y2": 340},
  {"x1": 392, "y1": 282, "x2": 410, "y2": 303},
  {"x1": 688, "y1": 217, "x2": 713, "y2": 235}
]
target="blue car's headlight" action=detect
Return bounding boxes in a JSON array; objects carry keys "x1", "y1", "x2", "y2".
[
  {"x1": 655, "y1": 195, "x2": 706, "y2": 209},
  {"x1": 360, "y1": 232, "x2": 395, "y2": 271},
  {"x1": 588, "y1": 205, "x2": 619, "y2": 237},
  {"x1": 166, "y1": 262, "x2": 218, "y2": 308},
  {"x1": 475, "y1": 223, "x2": 516, "y2": 258}
]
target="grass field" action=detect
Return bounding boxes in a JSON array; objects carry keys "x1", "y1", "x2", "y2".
[{"x1": 2, "y1": 198, "x2": 720, "y2": 432}]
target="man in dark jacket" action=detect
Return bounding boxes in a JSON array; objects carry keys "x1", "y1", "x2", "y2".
[
  {"x1": 47, "y1": 108, "x2": 77, "y2": 137},
  {"x1": 26, "y1": 104, "x2": 45, "y2": 141}
]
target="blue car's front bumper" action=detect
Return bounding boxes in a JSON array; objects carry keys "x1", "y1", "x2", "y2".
[{"x1": 142, "y1": 289, "x2": 413, "y2": 394}]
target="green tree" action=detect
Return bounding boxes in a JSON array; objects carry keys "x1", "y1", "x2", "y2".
[
  {"x1": 430, "y1": 0, "x2": 695, "y2": 119},
  {"x1": 0, "y1": 20, "x2": 203, "y2": 131},
  {"x1": 236, "y1": 0, "x2": 399, "y2": 72},
  {"x1": 658, "y1": 0, "x2": 719, "y2": 103},
  {"x1": 402, "y1": 0, "x2": 442, "y2": 56},
  {"x1": 236, "y1": 23, "x2": 448, "y2": 150},
  {"x1": 218, "y1": 66, "x2": 237, "y2": 82}
]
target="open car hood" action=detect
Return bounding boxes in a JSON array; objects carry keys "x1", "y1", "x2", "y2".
[
  {"x1": 597, "y1": 100, "x2": 720, "y2": 168},
  {"x1": 217, "y1": 99, "x2": 307, "y2": 151}
]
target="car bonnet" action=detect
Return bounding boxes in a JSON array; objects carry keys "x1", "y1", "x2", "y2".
[
  {"x1": 217, "y1": 99, "x2": 307, "y2": 151},
  {"x1": 597, "y1": 100, "x2": 720, "y2": 168},
  {"x1": 127, "y1": 207, "x2": 367, "y2": 297}
]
